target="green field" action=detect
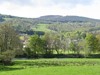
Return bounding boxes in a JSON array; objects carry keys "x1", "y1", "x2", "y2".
[
  {"x1": 0, "y1": 58, "x2": 100, "y2": 75},
  {"x1": 33, "y1": 24, "x2": 51, "y2": 32}
]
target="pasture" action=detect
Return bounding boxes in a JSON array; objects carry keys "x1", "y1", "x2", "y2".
[{"x1": 0, "y1": 58, "x2": 100, "y2": 75}]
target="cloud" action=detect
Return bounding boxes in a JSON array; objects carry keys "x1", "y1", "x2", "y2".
[
  {"x1": 0, "y1": 0, "x2": 93, "y2": 7},
  {"x1": 64, "y1": 0, "x2": 100, "y2": 19},
  {"x1": 52, "y1": 0, "x2": 93, "y2": 6},
  {"x1": 0, "y1": 0, "x2": 100, "y2": 19},
  {"x1": 0, "y1": 0, "x2": 32, "y2": 6}
]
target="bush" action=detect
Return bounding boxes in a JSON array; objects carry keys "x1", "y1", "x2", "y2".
[{"x1": 0, "y1": 50, "x2": 15, "y2": 65}]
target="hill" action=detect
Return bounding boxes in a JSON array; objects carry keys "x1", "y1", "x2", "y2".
[
  {"x1": 37, "y1": 15, "x2": 100, "y2": 23},
  {"x1": 0, "y1": 14, "x2": 100, "y2": 23},
  {"x1": 0, "y1": 14, "x2": 100, "y2": 34}
]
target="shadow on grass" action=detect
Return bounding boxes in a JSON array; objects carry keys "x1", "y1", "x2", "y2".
[{"x1": 0, "y1": 66, "x2": 23, "y2": 71}]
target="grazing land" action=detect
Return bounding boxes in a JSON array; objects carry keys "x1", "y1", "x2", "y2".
[{"x1": 0, "y1": 58, "x2": 100, "y2": 75}]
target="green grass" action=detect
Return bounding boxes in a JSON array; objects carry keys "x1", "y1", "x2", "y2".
[
  {"x1": 33, "y1": 24, "x2": 52, "y2": 32},
  {"x1": 3, "y1": 18, "x2": 13, "y2": 21},
  {"x1": 0, "y1": 66, "x2": 100, "y2": 75},
  {"x1": 0, "y1": 58, "x2": 100, "y2": 75}
]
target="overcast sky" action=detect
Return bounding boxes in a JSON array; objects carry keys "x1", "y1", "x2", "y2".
[{"x1": 0, "y1": 0, "x2": 100, "y2": 19}]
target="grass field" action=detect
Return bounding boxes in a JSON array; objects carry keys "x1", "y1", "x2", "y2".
[
  {"x1": 0, "y1": 58, "x2": 100, "y2": 75},
  {"x1": 33, "y1": 24, "x2": 51, "y2": 32}
]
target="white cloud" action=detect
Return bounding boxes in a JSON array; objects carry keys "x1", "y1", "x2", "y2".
[
  {"x1": 0, "y1": 0, "x2": 100, "y2": 19},
  {"x1": 68, "y1": 0, "x2": 100, "y2": 19}
]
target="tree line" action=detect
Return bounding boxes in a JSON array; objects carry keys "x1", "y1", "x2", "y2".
[{"x1": 24, "y1": 31, "x2": 100, "y2": 58}]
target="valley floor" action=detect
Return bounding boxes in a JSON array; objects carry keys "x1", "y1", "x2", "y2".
[{"x1": 0, "y1": 58, "x2": 100, "y2": 75}]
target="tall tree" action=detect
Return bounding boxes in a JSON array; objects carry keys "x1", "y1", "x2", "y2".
[
  {"x1": 85, "y1": 33, "x2": 99, "y2": 55},
  {"x1": 95, "y1": 34, "x2": 100, "y2": 53},
  {"x1": 29, "y1": 34, "x2": 45, "y2": 57},
  {"x1": 43, "y1": 33, "x2": 54, "y2": 54},
  {"x1": 0, "y1": 23, "x2": 22, "y2": 65}
]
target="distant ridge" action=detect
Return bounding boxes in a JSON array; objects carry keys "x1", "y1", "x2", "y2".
[
  {"x1": 37, "y1": 15, "x2": 100, "y2": 22},
  {"x1": 0, "y1": 14, "x2": 100, "y2": 23}
]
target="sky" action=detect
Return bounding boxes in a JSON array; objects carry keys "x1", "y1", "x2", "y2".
[{"x1": 0, "y1": 0, "x2": 100, "y2": 19}]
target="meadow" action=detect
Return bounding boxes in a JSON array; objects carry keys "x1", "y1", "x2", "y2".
[{"x1": 0, "y1": 58, "x2": 100, "y2": 75}]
